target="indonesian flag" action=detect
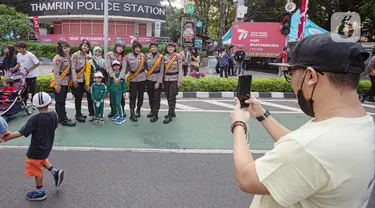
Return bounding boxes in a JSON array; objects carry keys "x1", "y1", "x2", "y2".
[{"x1": 298, "y1": 0, "x2": 309, "y2": 39}]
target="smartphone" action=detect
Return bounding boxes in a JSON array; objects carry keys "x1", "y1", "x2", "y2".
[{"x1": 237, "y1": 74, "x2": 252, "y2": 108}]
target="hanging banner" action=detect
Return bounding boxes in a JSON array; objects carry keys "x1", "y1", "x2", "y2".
[
  {"x1": 298, "y1": 0, "x2": 309, "y2": 39},
  {"x1": 181, "y1": 17, "x2": 196, "y2": 48},
  {"x1": 33, "y1": 16, "x2": 40, "y2": 38},
  {"x1": 155, "y1": 20, "x2": 161, "y2": 37}
]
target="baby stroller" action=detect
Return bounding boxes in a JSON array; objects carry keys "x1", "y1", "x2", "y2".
[{"x1": 0, "y1": 72, "x2": 34, "y2": 120}]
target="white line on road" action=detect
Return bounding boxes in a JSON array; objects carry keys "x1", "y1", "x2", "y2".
[
  {"x1": 0, "y1": 146, "x2": 269, "y2": 154},
  {"x1": 261, "y1": 101, "x2": 302, "y2": 112},
  {"x1": 362, "y1": 103, "x2": 375, "y2": 109},
  {"x1": 160, "y1": 100, "x2": 200, "y2": 110},
  {"x1": 201, "y1": 100, "x2": 236, "y2": 109}
]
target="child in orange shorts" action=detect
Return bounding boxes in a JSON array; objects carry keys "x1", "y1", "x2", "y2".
[{"x1": 3, "y1": 92, "x2": 64, "y2": 201}]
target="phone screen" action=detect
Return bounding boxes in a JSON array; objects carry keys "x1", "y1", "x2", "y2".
[{"x1": 237, "y1": 75, "x2": 252, "y2": 108}]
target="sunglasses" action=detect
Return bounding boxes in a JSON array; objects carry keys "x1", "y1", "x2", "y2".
[{"x1": 283, "y1": 66, "x2": 324, "y2": 84}]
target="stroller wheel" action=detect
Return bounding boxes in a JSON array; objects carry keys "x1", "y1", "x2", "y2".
[{"x1": 25, "y1": 105, "x2": 34, "y2": 115}]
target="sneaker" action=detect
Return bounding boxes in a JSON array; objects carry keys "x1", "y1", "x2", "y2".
[
  {"x1": 88, "y1": 116, "x2": 94, "y2": 121},
  {"x1": 93, "y1": 119, "x2": 100, "y2": 125},
  {"x1": 115, "y1": 117, "x2": 126, "y2": 125},
  {"x1": 26, "y1": 190, "x2": 47, "y2": 201},
  {"x1": 98, "y1": 118, "x2": 105, "y2": 125},
  {"x1": 53, "y1": 170, "x2": 64, "y2": 187},
  {"x1": 111, "y1": 114, "x2": 119, "y2": 121}
]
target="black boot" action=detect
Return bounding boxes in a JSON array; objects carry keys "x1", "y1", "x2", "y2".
[
  {"x1": 61, "y1": 119, "x2": 76, "y2": 127},
  {"x1": 163, "y1": 114, "x2": 172, "y2": 124},
  {"x1": 147, "y1": 108, "x2": 154, "y2": 118},
  {"x1": 76, "y1": 115, "x2": 86, "y2": 122},
  {"x1": 135, "y1": 108, "x2": 141, "y2": 118},
  {"x1": 150, "y1": 110, "x2": 159, "y2": 122},
  {"x1": 130, "y1": 109, "x2": 138, "y2": 122}
]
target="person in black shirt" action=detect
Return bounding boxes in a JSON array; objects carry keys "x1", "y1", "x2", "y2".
[
  {"x1": 235, "y1": 45, "x2": 246, "y2": 75},
  {"x1": 3, "y1": 92, "x2": 64, "y2": 201},
  {"x1": 0, "y1": 45, "x2": 19, "y2": 78}
]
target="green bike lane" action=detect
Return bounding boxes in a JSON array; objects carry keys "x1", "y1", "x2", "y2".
[{"x1": 3, "y1": 109, "x2": 311, "y2": 150}]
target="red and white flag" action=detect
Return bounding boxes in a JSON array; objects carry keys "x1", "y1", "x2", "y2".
[
  {"x1": 33, "y1": 16, "x2": 40, "y2": 38},
  {"x1": 298, "y1": 0, "x2": 309, "y2": 39}
]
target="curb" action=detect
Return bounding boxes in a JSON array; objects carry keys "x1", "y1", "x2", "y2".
[{"x1": 47, "y1": 92, "x2": 297, "y2": 100}]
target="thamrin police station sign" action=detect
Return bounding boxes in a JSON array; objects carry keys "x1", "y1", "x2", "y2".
[{"x1": 12, "y1": 0, "x2": 166, "y2": 20}]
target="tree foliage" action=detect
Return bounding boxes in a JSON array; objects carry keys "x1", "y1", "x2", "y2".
[{"x1": 0, "y1": 4, "x2": 33, "y2": 40}]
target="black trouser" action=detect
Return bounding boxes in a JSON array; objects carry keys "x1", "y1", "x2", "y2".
[
  {"x1": 54, "y1": 85, "x2": 68, "y2": 121},
  {"x1": 183, "y1": 65, "x2": 188, "y2": 76},
  {"x1": 220, "y1": 66, "x2": 229, "y2": 78},
  {"x1": 146, "y1": 80, "x2": 161, "y2": 111},
  {"x1": 228, "y1": 59, "x2": 234, "y2": 76},
  {"x1": 129, "y1": 81, "x2": 146, "y2": 110},
  {"x1": 22, "y1": 77, "x2": 37, "y2": 104},
  {"x1": 363, "y1": 75, "x2": 375, "y2": 99},
  {"x1": 86, "y1": 91, "x2": 94, "y2": 117},
  {"x1": 164, "y1": 81, "x2": 178, "y2": 115},
  {"x1": 71, "y1": 82, "x2": 85, "y2": 117}
]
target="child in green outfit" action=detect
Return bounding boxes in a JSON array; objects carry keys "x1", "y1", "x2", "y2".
[
  {"x1": 108, "y1": 60, "x2": 126, "y2": 125},
  {"x1": 90, "y1": 72, "x2": 107, "y2": 125}
]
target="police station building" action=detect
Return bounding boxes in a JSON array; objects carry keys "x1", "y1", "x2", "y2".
[{"x1": 8, "y1": 0, "x2": 166, "y2": 45}]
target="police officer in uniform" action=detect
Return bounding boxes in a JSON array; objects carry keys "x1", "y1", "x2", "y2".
[
  {"x1": 71, "y1": 39, "x2": 92, "y2": 122},
  {"x1": 163, "y1": 43, "x2": 183, "y2": 124},
  {"x1": 125, "y1": 41, "x2": 147, "y2": 122},
  {"x1": 50, "y1": 41, "x2": 76, "y2": 126},
  {"x1": 145, "y1": 42, "x2": 164, "y2": 122},
  {"x1": 106, "y1": 40, "x2": 127, "y2": 118}
]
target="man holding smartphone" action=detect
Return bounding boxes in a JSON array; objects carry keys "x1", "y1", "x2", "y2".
[{"x1": 230, "y1": 33, "x2": 374, "y2": 208}]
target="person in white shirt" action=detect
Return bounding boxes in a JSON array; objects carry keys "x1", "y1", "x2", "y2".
[
  {"x1": 179, "y1": 46, "x2": 191, "y2": 76},
  {"x1": 15, "y1": 41, "x2": 40, "y2": 104},
  {"x1": 230, "y1": 33, "x2": 375, "y2": 208}
]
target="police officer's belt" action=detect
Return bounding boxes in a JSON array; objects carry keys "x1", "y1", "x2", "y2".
[
  {"x1": 131, "y1": 69, "x2": 146, "y2": 74},
  {"x1": 166, "y1": 71, "x2": 179, "y2": 75},
  {"x1": 151, "y1": 69, "x2": 160, "y2": 74}
]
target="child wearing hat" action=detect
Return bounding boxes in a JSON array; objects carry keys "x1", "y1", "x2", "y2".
[
  {"x1": 108, "y1": 60, "x2": 126, "y2": 125},
  {"x1": 2, "y1": 92, "x2": 64, "y2": 201},
  {"x1": 90, "y1": 71, "x2": 107, "y2": 125}
]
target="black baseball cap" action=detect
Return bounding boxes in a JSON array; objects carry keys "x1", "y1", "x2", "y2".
[{"x1": 287, "y1": 32, "x2": 370, "y2": 74}]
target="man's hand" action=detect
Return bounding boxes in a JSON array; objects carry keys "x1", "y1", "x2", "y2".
[
  {"x1": 73, "y1": 81, "x2": 79, "y2": 88},
  {"x1": 230, "y1": 97, "x2": 250, "y2": 125},
  {"x1": 55, "y1": 85, "x2": 61, "y2": 94},
  {"x1": 123, "y1": 93, "x2": 126, "y2": 99},
  {"x1": 177, "y1": 82, "x2": 182, "y2": 88},
  {"x1": 86, "y1": 86, "x2": 90, "y2": 92},
  {"x1": 24, "y1": 67, "x2": 30, "y2": 72},
  {"x1": 245, "y1": 96, "x2": 266, "y2": 117},
  {"x1": 154, "y1": 83, "x2": 160, "y2": 89}
]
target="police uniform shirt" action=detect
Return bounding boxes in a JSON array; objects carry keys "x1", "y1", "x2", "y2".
[
  {"x1": 71, "y1": 51, "x2": 87, "y2": 83},
  {"x1": 52, "y1": 54, "x2": 70, "y2": 86},
  {"x1": 125, "y1": 53, "x2": 147, "y2": 82},
  {"x1": 106, "y1": 52, "x2": 127, "y2": 79},
  {"x1": 163, "y1": 54, "x2": 183, "y2": 83},
  {"x1": 146, "y1": 53, "x2": 164, "y2": 83}
]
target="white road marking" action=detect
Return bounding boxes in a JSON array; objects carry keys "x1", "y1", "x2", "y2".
[
  {"x1": 261, "y1": 101, "x2": 302, "y2": 112},
  {"x1": 0, "y1": 145, "x2": 269, "y2": 154},
  {"x1": 362, "y1": 103, "x2": 375, "y2": 109},
  {"x1": 160, "y1": 100, "x2": 200, "y2": 110},
  {"x1": 201, "y1": 100, "x2": 235, "y2": 109}
]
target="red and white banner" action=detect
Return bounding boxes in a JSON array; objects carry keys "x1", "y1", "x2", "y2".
[
  {"x1": 231, "y1": 22, "x2": 286, "y2": 57},
  {"x1": 38, "y1": 34, "x2": 157, "y2": 46},
  {"x1": 33, "y1": 16, "x2": 40, "y2": 38},
  {"x1": 298, "y1": 0, "x2": 309, "y2": 39}
]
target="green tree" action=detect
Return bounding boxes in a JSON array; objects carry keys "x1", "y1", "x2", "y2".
[
  {"x1": 0, "y1": 4, "x2": 33, "y2": 40},
  {"x1": 165, "y1": 6, "x2": 184, "y2": 43}
]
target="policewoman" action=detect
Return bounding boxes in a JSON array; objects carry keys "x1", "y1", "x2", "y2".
[
  {"x1": 49, "y1": 41, "x2": 76, "y2": 127},
  {"x1": 106, "y1": 40, "x2": 127, "y2": 118},
  {"x1": 125, "y1": 40, "x2": 147, "y2": 122},
  {"x1": 162, "y1": 43, "x2": 183, "y2": 124},
  {"x1": 71, "y1": 39, "x2": 92, "y2": 122},
  {"x1": 145, "y1": 42, "x2": 164, "y2": 122}
]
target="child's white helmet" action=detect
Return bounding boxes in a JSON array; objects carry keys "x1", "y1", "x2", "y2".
[{"x1": 32, "y1": 92, "x2": 52, "y2": 108}]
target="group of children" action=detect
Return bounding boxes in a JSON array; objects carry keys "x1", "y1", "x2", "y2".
[{"x1": 90, "y1": 60, "x2": 126, "y2": 125}]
